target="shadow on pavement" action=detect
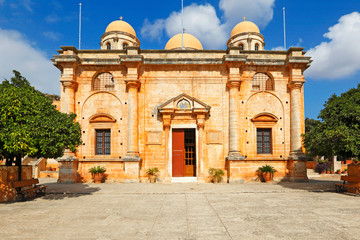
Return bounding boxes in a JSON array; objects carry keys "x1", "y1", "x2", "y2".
[
  {"x1": 276, "y1": 177, "x2": 342, "y2": 193},
  {"x1": 41, "y1": 182, "x2": 101, "y2": 200}
]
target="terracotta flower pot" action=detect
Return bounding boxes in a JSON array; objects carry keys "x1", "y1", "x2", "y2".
[
  {"x1": 149, "y1": 175, "x2": 156, "y2": 183},
  {"x1": 262, "y1": 172, "x2": 273, "y2": 183},
  {"x1": 93, "y1": 173, "x2": 104, "y2": 183}
]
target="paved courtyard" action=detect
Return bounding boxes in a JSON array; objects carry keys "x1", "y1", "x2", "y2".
[{"x1": 1, "y1": 176, "x2": 359, "y2": 240}]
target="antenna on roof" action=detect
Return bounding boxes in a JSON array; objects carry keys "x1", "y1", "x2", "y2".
[
  {"x1": 283, "y1": 7, "x2": 287, "y2": 50},
  {"x1": 181, "y1": 0, "x2": 184, "y2": 50},
  {"x1": 79, "y1": 2, "x2": 82, "y2": 50}
]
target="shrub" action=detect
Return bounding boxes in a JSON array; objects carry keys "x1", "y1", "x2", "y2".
[
  {"x1": 146, "y1": 167, "x2": 160, "y2": 176},
  {"x1": 257, "y1": 165, "x2": 277, "y2": 173},
  {"x1": 89, "y1": 166, "x2": 106, "y2": 174}
]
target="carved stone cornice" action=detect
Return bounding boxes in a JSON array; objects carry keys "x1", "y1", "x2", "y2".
[
  {"x1": 61, "y1": 81, "x2": 78, "y2": 89},
  {"x1": 288, "y1": 80, "x2": 304, "y2": 90},
  {"x1": 125, "y1": 80, "x2": 141, "y2": 89},
  {"x1": 226, "y1": 81, "x2": 241, "y2": 90}
]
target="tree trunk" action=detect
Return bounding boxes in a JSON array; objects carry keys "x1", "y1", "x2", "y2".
[{"x1": 16, "y1": 155, "x2": 22, "y2": 181}]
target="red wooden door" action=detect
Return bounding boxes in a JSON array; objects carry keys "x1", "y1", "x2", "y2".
[{"x1": 172, "y1": 130, "x2": 185, "y2": 177}]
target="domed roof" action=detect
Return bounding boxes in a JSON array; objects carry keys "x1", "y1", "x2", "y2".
[
  {"x1": 165, "y1": 33, "x2": 203, "y2": 50},
  {"x1": 105, "y1": 20, "x2": 136, "y2": 37},
  {"x1": 231, "y1": 21, "x2": 260, "y2": 37}
]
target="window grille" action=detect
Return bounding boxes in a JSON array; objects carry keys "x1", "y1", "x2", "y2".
[
  {"x1": 107, "y1": 43, "x2": 111, "y2": 50},
  {"x1": 257, "y1": 128, "x2": 272, "y2": 154},
  {"x1": 96, "y1": 129, "x2": 111, "y2": 155},
  {"x1": 255, "y1": 44, "x2": 259, "y2": 51},
  {"x1": 252, "y1": 73, "x2": 273, "y2": 91},
  {"x1": 123, "y1": 42, "x2": 128, "y2": 49},
  {"x1": 93, "y1": 73, "x2": 114, "y2": 91}
]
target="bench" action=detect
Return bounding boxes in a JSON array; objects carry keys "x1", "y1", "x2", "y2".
[
  {"x1": 11, "y1": 179, "x2": 47, "y2": 201},
  {"x1": 335, "y1": 176, "x2": 360, "y2": 197}
]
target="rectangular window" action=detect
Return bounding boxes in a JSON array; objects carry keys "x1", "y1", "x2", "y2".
[
  {"x1": 95, "y1": 129, "x2": 111, "y2": 155},
  {"x1": 257, "y1": 128, "x2": 272, "y2": 154}
]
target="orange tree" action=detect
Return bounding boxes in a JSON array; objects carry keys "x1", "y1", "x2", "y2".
[
  {"x1": 303, "y1": 84, "x2": 360, "y2": 160},
  {"x1": 0, "y1": 71, "x2": 81, "y2": 176}
]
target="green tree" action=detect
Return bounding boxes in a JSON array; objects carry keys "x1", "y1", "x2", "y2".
[
  {"x1": 303, "y1": 84, "x2": 360, "y2": 159},
  {"x1": 0, "y1": 70, "x2": 81, "y2": 169}
]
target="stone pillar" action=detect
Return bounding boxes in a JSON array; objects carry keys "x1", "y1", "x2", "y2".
[
  {"x1": 121, "y1": 62, "x2": 141, "y2": 182},
  {"x1": 196, "y1": 114, "x2": 206, "y2": 180},
  {"x1": 288, "y1": 74, "x2": 308, "y2": 182},
  {"x1": 123, "y1": 81, "x2": 141, "y2": 162},
  {"x1": 61, "y1": 81, "x2": 76, "y2": 114},
  {"x1": 163, "y1": 115, "x2": 171, "y2": 181},
  {"x1": 226, "y1": 82, "x2": 245, "y2": 160},
  {"x1": 58, "y1": 72, "x2": 78, "y2": 183},
  {"x1": 289, "y1": 81, "x2": 304, "y2": 158}
]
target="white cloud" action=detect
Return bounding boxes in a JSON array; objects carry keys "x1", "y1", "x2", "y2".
[
  {"x1": 43, "y1": 31, "x2": 62, "y2": 41},
  {"x1": 141, "y1": 0, "x2": 276, "y2": 49},
  {"x1": 271, "y1": 46, "x2": 285, "y2": 51},
  {"x1": 306, "y1": 12, "x2": 360, "y2": 80},
  {"x1": 219, "y1": 0, "x2": 275, "y2": 31},
  {"x1": 0, "y1": 28, "x2": 60, "y2": 94}
]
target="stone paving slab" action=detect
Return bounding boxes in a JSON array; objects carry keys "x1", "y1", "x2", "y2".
[{"x1": 1, "y1": 176, "x2": 360, "y2": 240}]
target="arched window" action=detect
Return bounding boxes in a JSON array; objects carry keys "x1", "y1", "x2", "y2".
[
  {"x1": 107, "y1": 43, "x2": 111, "y2": 50},
  {"x1": 239, "y1": 43, "x2": 244, "y2": 51},
  {"x1": 252, "y1": 73, "x2": 274, "y2": 91},
  {"x1": 122, "y1": 42, "x2": 128, "y2": 49},
  {"x1": 93, "y1": 73, "x2": 114, "y2": 91},
  {"x1": 255, "y1": 44, "x2": 259, "y2": 51}
]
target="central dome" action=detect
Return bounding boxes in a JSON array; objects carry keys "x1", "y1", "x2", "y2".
[
  {"x1": 105, "y1": 20, "x2": 136, "y2": 37},
  {"x1": 165, "y1": 33, "x2": 203, "y2": 50},
  {"x1": 231, "y1": 21, "x2": 260, "y2": 37}
]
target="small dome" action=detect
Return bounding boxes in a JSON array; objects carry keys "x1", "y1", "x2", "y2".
[
  {"x1": 105, "y1": 20, "x2": 136, "y2": 37},
  {"x1": 231, "y1": 21, "x2": 260, "y2": 37},
  {"x1": 165, "y1": 33, "x2": 203, "y2": 50}
]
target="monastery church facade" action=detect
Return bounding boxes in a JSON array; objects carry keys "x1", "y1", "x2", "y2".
[{"x1": 53, "y1": 18, "x2": 311, "y2": 183}]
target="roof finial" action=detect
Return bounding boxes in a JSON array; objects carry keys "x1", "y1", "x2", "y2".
[
  {"x1": 243, "y1": 16, "x2": 246, "y2": 22},
  {"x1": 120, "y1": 16, "x2": 123, "y2": 21}
]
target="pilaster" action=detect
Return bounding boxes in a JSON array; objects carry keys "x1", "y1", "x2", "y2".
[{"x1": 225, "y1": 63, "x2": 245, "y2": 161}]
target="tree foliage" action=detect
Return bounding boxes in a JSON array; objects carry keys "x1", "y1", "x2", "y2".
[
  {"x1": 0, "y1": 70, "x2": 81, "y2": 166},
  {"x1": 303, "y1": 84, "x2": 360, "y2": 159}
]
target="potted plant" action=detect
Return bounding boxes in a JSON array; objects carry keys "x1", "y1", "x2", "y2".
[
  {"x1": 146, "y1": 167, "x2": 160, "y2": 183},
  {"x1": 208, "y1": 168, "x2": 224, "y2": 183},
  {"x1": 257, "y1": 165, "x2": 277, "y2": 183},
  {"x1": 89, "y1": 166, "x2": 106, "y2": 183}
]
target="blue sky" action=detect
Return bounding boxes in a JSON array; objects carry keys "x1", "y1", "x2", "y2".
[{"x1": 0, "y1": 0, "x2": 360, "y2": 119}]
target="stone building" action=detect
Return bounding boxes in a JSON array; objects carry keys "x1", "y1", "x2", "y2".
[{"x1": 52, "y1": 19, "x2": 311, "y2": 183}]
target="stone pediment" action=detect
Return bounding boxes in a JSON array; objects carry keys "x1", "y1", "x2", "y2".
[
  {"x1": 251, "y1": 113, "x2": 278, "y2": 122},
  {"x1": 158, "y1": 93, "x2": 211, "y2": 115},
  {"x1": 89, "y1": 113, "x2": 116, "y2": 123}
]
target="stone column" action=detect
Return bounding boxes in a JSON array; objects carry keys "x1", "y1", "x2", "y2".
[
  {"x1": 123, "y1": 81, "x2": 141, "y2": 161},
  {"x1": 122, "y1": 79, "x2": 141, "y2": 182},
  {"x1": 196, "y1": 114, "x2": 206, "y2": 180},
  {"x1": 289, "y1": 81, "x2": 304, "y2": 158},
  {"x1": 163, "y1": 115, "x2": 171, "y2": 181},
  {"x1": 288, "y1": 79, "x2": 308, "y2": 182},
  {"x1": 226, "y1": 82, "x2": 245, "y2": 160},
  {"x1": 58, "y1": 72, "x2": 78, "y2": 183},
  {"x1": 60, "y1": 81, "x2": 76, "y2": 114}
]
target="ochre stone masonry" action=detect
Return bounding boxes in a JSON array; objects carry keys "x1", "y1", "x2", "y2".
[{"x1": 52, "y1": 19, "x2": 311, "y2": 183}]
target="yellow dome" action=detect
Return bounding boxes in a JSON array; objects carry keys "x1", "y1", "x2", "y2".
[
  {"x1": 105, "y1": 20, "x2": 136, "y2": 37},
  {"x1": 231, "y1": 21, "x2": 260, "y2": 37},
  {"x1": 165, "y1": 33, "x2": 203, "y2": 50}
]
